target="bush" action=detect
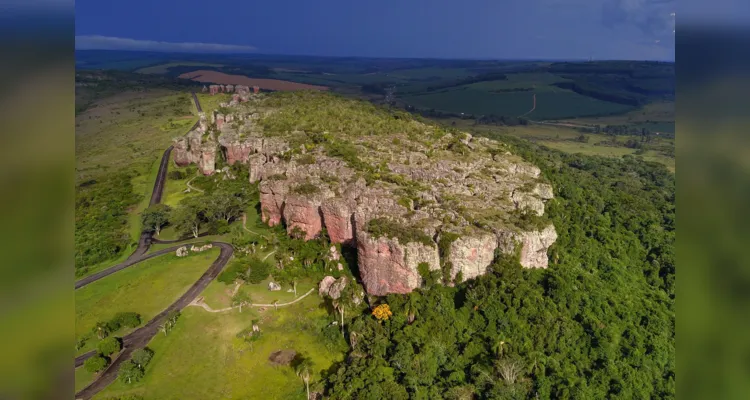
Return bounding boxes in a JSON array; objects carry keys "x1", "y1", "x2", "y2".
[
  {"x1": 168, "y1": 170, "x2": 185, "y2": 180},
  {"x1": 131, "y1": 348, "x2": 154, "y2": 369},
  {"x1": 217, "y1": 260, "x2": 247, "y2": 284},
  {"x1": 246, "y1": 258, "x2": 272, "y2": 284},
  {"x1": 97, "y1": 337, "x2": 122, "y2": 356},
  {"x1": 84, "y1": 355, "x2": 109, "y2": 373},
  {"x1": 113, "y1": 312, "x2": 141, "y2": 328},
  {"x1": 293, "y1": 182, "x2": 319, "y2": 195},
  {"x1": 366, "y1": 217, "x2": 434, "y2": 247}
]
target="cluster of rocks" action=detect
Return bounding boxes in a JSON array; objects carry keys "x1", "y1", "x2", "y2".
[
  {"x1": 176, "y1": 243, "x2": 214, "y2": 257},
  {"x1": 203, "y1": 84, "x2": 260, "y2": 96},
  {"x1": 319, "y1": 276, "x2": 364, "y2": 305},
  {"x1": 268, "y1": 281, "x2": 281, "y2": 291}
]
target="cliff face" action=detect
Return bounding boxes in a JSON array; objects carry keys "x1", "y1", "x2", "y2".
[
  {"x1": 179, "y1": 93, "x2": 558, "y2": 295},
  {"x1": 355, "y1": 229, "x2": 440, "y2": 295}
]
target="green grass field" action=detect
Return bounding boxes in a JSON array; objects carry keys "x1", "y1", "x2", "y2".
[
  {"x1": 404, "y1": 86, "x2": 633, "y2": 120},
  {"x1": 75, "y1": 249, "x2": 220, "y2": 351},
  {"x1": 136, "y1": 62, "x2": 224, "y2": 74},
  {"x1": 561, "y1": 102, "x2": 675, "y2": 134},
  {"x1": 95, "y1": 295, "x2": 346, "y2": 400}
]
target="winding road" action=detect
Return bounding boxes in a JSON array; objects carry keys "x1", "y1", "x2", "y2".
[{"x1": 75, "y1": 92, "x2": 233, "y2": 400}]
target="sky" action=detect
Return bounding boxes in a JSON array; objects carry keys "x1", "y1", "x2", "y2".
[{"x1": 75, "y1": 0, "x2": 677, "y2": 61}]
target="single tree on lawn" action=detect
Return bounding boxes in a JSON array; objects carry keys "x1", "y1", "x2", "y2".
[
  {"x1": 119, "y1": 360, "x2": 144, "y2": 384},
  {"x1": 84, "y1": 355, "x2": 109, "y2": 373},
  {"x1": 273, "y1": 299, "x2": 279, "y2": 311},
  {"x1": 232, "y1": 291, "x2": 252, "y2": 313},
  {"x1": 141, "y1": 204, "x2": 171, "y2": 236},
  {"x1": 293, "y1": 354, "x2": 314, "y2": 400}
]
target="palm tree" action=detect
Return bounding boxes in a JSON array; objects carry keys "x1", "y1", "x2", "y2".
[
  {"x1": 492, "y1": 339, "x2": 508, "y2": 358},
  {"x1": 94, "y1": 322, "x2": 109, "y2": 339},
  {"x1": 273, "y1": 299, "x2": 279, "y2": 311},
  {"x1": 159, "y1": 324, "x2": 168, "y2": 336},
  {"x1": 404, "y1": 293, "x2": 420, "y2": 324},
  {"x1": 294, "y1": 355, "x2": 314, "y2": 400}
]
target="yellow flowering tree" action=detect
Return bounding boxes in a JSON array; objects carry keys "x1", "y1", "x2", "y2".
[{"x1": 372, "y1": 304, "x2": 392, "y2": 321}]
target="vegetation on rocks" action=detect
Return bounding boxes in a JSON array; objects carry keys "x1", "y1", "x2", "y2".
[
  {"x1": 366, "y1": 218, "x2": 434, "y2": 247},
  {"x1": 323, "y1": 139, "x2": 674, "y2": 399}
]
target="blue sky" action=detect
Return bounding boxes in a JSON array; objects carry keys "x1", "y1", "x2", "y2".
[{"x1": 75, "y1": 0, "x2": 676, "y2": 60}]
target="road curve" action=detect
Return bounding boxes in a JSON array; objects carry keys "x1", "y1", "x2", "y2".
[{"x1": 75, "y1": 92, "x2": 232, "y2": 400}]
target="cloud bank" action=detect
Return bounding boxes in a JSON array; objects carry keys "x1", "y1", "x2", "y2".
[{"x1": 75, "y1": 35, "x2": 257, "y2": 53}]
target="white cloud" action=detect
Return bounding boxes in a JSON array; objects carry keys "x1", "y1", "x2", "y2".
[{"x1": 75, "y1": 35, "x2": 257, "y2": 53}]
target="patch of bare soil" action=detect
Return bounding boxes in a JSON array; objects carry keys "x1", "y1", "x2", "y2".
[
  {"x1": 268, "y1": 349, "x2": 297, "y2": 366},
  {"x1": 179, "y1": 70, "x2": 328, "y2": 91}
]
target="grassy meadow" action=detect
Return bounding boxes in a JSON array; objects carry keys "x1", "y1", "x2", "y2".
[
  {"x1": 75, "y1": 249, "x2": 220, "y2": 353},
  {"x1": 95, "y1": 295, "x2": 347, "y2": 400}
]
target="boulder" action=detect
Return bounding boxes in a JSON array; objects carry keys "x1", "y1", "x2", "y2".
[
  {"x1": 248, "y1": 153, "x2": 266, "y2": 183},
  {"x1": 319, "y1": 276, "x2": 336, "y2": 297},
  {"x1": 176, "y1": 246, "x2": 188, "y2": 257},
  {"x1": 328, "y1": 276, "x2": 348, "y2": 300},
  {"x1": 268, "y1": 282, "x2": 281, "y2": 291}
]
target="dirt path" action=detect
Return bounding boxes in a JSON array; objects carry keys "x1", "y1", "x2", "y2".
[
  {"x1": 185, "y1": 176, "x2": 204, "y2": 193},
  {"x1": 241, "y1": 213, "x2": 266, "y2": 238},
  {"x1": 189, "y1": 288, "x2": 316, "y2": 313},
  {"x1": 519, "y1": 93, "x2": 536, "y2": 117}
]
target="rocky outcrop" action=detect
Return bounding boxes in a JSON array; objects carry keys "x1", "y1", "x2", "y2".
[
  {"x1": 319, "y1": 276, "x2": 336, "y2": 297},
  {"x1": 497, "y1": 225, "x2": 557, "y2": 268},
  {"x1": 447, "y1": 232, "x2": 497, "y2": 281},
  {"x1": 259, "y1": 180, "x2": 288, "y2": 226},
  {"x1": 198, "y1": 143, "x2": 217, "y2": 175},
  {"x1": 283, "y1": 195, "x2": 325, "y2": 240},
  {"x1": 248, "y1": 154, "x2": 266, "y2": 183},
  {"x1": 356, "y1": 228, "x2": 440, "y2": 296},
  {"x1": 321, "y1": 198, "x2": 357, "y2": 245},
  {"x1": 173, "y1": 137, "x2": 191, "y2": 166}
]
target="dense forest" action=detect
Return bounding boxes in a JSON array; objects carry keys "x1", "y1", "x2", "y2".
[{"x1": 321, "y1": 136, "x2": 675, "y2": 399}]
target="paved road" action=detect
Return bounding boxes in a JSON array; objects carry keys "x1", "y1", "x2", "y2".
[{"x1": 75, "y1": 92, "x2": 230, "y2": 400}]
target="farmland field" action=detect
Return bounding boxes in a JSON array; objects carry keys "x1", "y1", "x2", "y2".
[
  {"x1": 136, "y1": 62, "x2": 224, "y2": 74},
  {"x1": 404, "y1": 86, "x2": 633, "y2": 119},
  {"x1": 180, "y1": 70, "x2": 329, "y2": 91}
]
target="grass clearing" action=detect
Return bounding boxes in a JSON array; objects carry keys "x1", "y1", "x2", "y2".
[
  {"x1": 201, "y1": 277, "x2": 316, "y2": 310},
  {"x1": 75, "y1": 249, "x2": 220, "y2": 349},
  {"x1": 95, "y1": 296, "x2": 346, "y2": 400},
  {"x1": 561, "y1": 101, "x2": 674, "y2": 133}
]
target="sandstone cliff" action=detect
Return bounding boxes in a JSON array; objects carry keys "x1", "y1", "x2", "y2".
[{"x1": 174, "y1": 92, "x2": 558, "y2": 295}]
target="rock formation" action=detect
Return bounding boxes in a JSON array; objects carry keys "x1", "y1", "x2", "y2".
[{"x1": 173, "y1": 92, "x2": 558, "y2": 294}]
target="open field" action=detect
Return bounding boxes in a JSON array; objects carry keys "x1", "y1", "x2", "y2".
[
  {"x1": 560, "y1": 102, "x2": 675, "y2": 134},
  {"x1": 449, "y1": 120, "x2": 675, "y2": 171},
  {"x1": 136, "y1": 62, "x2": 224, "y2": 74},
  {"x1": 76, "y1": 90, "x2": 195, "y2": 181},
  {"x1": 404, "y1": 86, "x2": 633, "y2": 120},
  {"x1": 75, "y1": 249, "x2": 220, "y2": 350},
  {"x1": 201, "y1": 277, "x2": 317, "y2": 310},
  {"x1": 180, "y1": 70, "x2": 329, "y2": 91},
  {"x1": 95, "y1": 296, "x2": 347, "y2": 400}
]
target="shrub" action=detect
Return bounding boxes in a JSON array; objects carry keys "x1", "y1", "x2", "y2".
[
  {"x1": 168, "y1": 170, "x2": 185, "y2": 180},
  {"x1": 246, "y1": 258, "x2": 272, "y2": 284},
  {"x1": 84, "y1": 355, "x2": 109, "y2": 373},
  {"x1": 366, "y1": 218, "x2": 434, "y2": 247},
  {"x1": 297, "y1": 154, "x2": 316, "y2": 165},
  {"x1": 97, "y1": 337, "x2": 122, "y2": 356},
  {"x1": 372, "y1": 304, "x2": 393, "y2": 321},
  {"x1": 131, "y1": 348, "x2": 154, "y2": 369},
  {"x1": 293, "y1": 182, "x2": 319, "y2": 195},
  {"x1": 113, "y1": 312, "x2": 141, "y2": 328},
  {"x1": 218, "y1": 259, "x2": 247, "y2": 284}
]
